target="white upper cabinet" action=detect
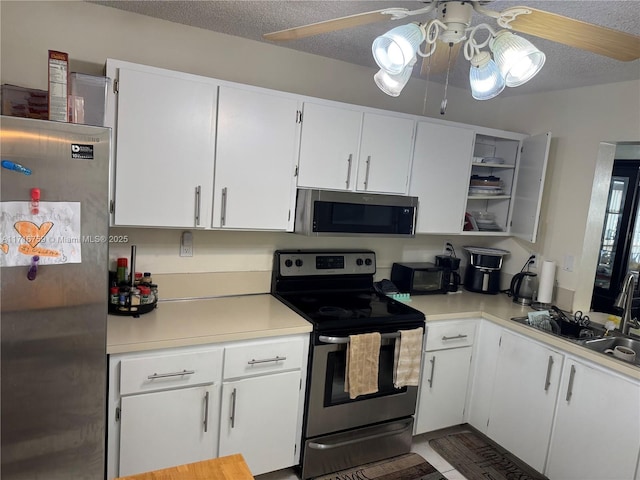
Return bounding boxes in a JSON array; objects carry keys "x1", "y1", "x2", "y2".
[
  {"x1": 410, "y1": 122, "x2": 475, "y2": 233},
  {"x1": 212, "y1": 86, "x2": 299, "y2": 230},
  {"x1": 297, "y1": 102, "x2": 415, "y2": 195},
  {"x1": 463, "y1": 130, "x2": 551, "y2": 241},
  {"x1": 510, "y1": 132, "x2": 551, "y2": 242},
  {"x1": 357, "y1": 112, "x2": 415, "y2": 194},
  {"x1": 297, "y1": 102, "x2": 362, "y2": 191},
  {"x1": 106, "y1": 60, "x2": 217, "y2": 228}
]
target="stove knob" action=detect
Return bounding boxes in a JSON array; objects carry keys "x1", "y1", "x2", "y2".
[
  {"x1": 365, "y1": 258, "x2": 373, "y2": 266},
  {"x1": 284, "y1": 259, "x2": 293, "y2": 268},
  {"x1": 356, "y1": 258, "x2": 364, "y2": 266},
  {"x1": 295, "y1": 259, "x2": 304, "y2": 267}
]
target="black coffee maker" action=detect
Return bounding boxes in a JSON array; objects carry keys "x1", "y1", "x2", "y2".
[{"x1": 436, "y1": 245, "x2": 461, "y2": 292}]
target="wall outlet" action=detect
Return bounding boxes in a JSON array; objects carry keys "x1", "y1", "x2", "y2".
[
  {"x1": 180, "y1": 231, "x2": 193, "y2": 257},
  {"x1": 529, "y1": 253, "x2": 538, "y2": 269},
  {"x1": 443, "y1": 240, "x2": 454, "y2": 255}
]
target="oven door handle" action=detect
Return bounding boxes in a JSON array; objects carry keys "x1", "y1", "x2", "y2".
[
  {"x1": 318, "y1": 332, "x2": 400, "y2": 344},
  {"x1": 307, "y1": 418, "x2": 413, "y2": 450}
]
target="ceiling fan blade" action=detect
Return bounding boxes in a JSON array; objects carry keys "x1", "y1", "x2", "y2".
[
  {"x1": 263, "y1": 9, "x2": 399, "y2": 41},
  {"x1": 420, "y1": 41, "x2": 462, "y2": 75},
  {"x1": 504, "y1": 7, "x2": 640, "y2": 62}
]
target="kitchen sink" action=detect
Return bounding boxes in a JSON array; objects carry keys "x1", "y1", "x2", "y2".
[
  {"x1": 580, "y1": 336, "x2": 640, "y2": 367},
  {"x1": 510, "y1": 315, "x2": 605, "y2": 342}
]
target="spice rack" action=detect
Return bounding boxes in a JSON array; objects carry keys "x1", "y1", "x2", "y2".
[{"x1": 108, "y1": 245, "x2": 158, "y2": 317}]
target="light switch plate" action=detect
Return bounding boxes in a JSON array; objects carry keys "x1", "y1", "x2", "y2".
[{"x1": 180, "y1": 231, "x2": 193, "y2": 257}]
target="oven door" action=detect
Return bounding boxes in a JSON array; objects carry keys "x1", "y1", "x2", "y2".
[{"x1": 305, "y1": 332, "x2": 421, "y2": 439}]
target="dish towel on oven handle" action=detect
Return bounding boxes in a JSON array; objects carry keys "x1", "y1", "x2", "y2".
[
  {"x1": 344, "y1": 332, "x2": 381, "y2": 399},
  {"x1": 393, "y1": 327, "x2": 424, "y2": 388}
]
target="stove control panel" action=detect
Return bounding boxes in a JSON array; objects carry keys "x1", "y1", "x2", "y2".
[{"x1": 277, "y1": 251, "x2": 376, "y2": 276}]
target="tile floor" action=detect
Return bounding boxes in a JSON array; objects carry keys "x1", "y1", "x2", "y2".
[{"x1": 255, "y1": 431, "x2": 469, "y2": 480}]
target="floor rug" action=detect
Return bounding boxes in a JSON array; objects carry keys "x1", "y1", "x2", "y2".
[
  {"x1": 429, "y1": 430, "x2": 549, "y2": 480},
  {"x1": 313, "y1": 452, "x2": 447, "y2": 480}
]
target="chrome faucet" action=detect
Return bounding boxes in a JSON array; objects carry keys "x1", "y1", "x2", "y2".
[{"x1": 613, "y1": 272, "x2": 640, "y2": 336}]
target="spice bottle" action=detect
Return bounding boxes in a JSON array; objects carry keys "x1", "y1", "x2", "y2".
[
  {"x1": 110, "y1": 286, "x2": 119, "y2": 305},
  {"x1": 117, "y1": 258, "x2": 128, "y2": 284}
]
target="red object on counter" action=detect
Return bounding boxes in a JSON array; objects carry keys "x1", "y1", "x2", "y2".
[{"x1": 30, "y1": 188, "x2": 40, "y2": 214}]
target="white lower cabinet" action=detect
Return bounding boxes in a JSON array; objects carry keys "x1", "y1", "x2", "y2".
[
  {"x1": 219, "y1": 371, "x2": 302, "y2": 475},
  {"x1": 545, "y1": 358, "x2": 640, "y2": 480},
  {"x1": 486, "y1": 331, "x2": 564, "y2": 473},
  {"x1": 119, "y1": 384, "x2": 219, "y2": 476},
  {"x1": 415, "y1": 320, "x2": 476, "y2": 434},
  {"x1": 467, "y1": 320, "x2": 640, "y2": 479},
  {"x1": 218, "y1": 335, "x2": 307, "y2": 476},
  {"x1": 107, "y1": 335, "x2": 309, "y2": 480}
]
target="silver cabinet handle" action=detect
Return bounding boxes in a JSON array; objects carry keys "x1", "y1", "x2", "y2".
[
  {"x1": 566, "y1": 364, "x2": 576, "y2": 402},
  {"x1": 147, "y1": 369, "x2": 195, "y2": 380},
  {"x1": 544, "y1": 355, "x2": 554, "y2": 391},
  {"x1": 247, "y1": 356, "x2": 287, "y2": 365},
  {"x1": 230, "y1": 387, "x2": 237, "y2": 428},
  {"x1": 345, "y1": 154, "x2": 353, "y2": 189},
  {"x1": 203, "y1": 391, "x2": 210, "y2": 432},
  {"x1": 221, "y1": 187, "x2": 228, "y2": 226},
  {"x1": 442, "y1": 334, "x2": 468, "y2": 341},
  {"x1": 364, "y1": 155, "x2": 371, "y2": 190},
  {"x1": 194, "y1": 185, "x2": 201, "y2": 226},
  {"x1": 427, "y1": 356, "x2": 436, "y2": 387}
]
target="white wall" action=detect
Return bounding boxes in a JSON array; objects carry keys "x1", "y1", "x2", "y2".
[{"x1": 2, "y1": 1, "x2": 639, "y2": 309}]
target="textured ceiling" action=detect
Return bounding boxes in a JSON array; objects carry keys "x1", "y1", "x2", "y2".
[{"x1": 91, "y1": 0, "x2": 640, "y2": 96}]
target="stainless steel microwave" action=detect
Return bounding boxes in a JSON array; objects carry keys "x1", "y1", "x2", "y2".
[{"x1": 294, "y1": 188, "x2": 418, "y2": 237}]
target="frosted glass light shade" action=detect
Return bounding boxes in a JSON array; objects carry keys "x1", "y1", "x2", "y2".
[
  {"x1": 372, "y1": 24, "x2": 425, "y2": 75},
  {"x1": 490, "y1": 31, "x2": 545, "y2": 87},
  {"x1": 469, "y1": 51, "x2": 505, "y2": 100},
  {"x1": 374, "y1": 61, "x2": 415, "y2": 97}
]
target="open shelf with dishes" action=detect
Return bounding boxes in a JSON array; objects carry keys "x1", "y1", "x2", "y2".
[{"x1": 463, "y1": 134, "x2": 521, "y2": 234}]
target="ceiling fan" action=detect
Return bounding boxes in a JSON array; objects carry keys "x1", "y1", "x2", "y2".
[{"x1": 263, "y1": 1, "x2": 640, "y2": 103}]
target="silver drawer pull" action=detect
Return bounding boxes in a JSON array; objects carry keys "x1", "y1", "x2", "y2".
[
  {"x1": 442, "y1": 334, "x2": 468, "y2": 341},
  {"x1": 427, "y1": 356, "x2": 436, "y2": 388},
  {"x1": 147, "y1": 369, "x2": 195, "y2": 380},
  {"x1": 544, "y1": 355, "x2": 554, "y2": 392},
  {"x1": 247, "y1": 356, "x2": 287, "y2": 365}
]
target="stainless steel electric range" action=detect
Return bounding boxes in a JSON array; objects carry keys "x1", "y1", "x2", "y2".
[{"x1": 271, "y1": 249, "x2": 426, "y2": 479}]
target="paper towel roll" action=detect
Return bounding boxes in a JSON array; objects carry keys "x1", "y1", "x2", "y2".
[{"x1": 537, "y1": 260, "x2": 556, "y2": 304}]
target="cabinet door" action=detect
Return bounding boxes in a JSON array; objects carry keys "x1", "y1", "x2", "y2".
[
  {"x1": 118, "y1": 384, "x2": 219, "y2": 477},
  {"x1": 546, "y1": 359, "x2": 640, "y2": 480},
  {"x1": 466, "y1": 320, "x2": 502, "y2": 434},
  {"x1": 297, "y1": 102, "x2": 362, "y2": 191},
  {"x1": 415, "y1": 347, "x2": 472, "y2": 434},
  {"x1": 357, "y1": 113, "x2": 415, "y2": 194},
  {"x1": 487, "y1": 331, "x2": 563, "y2": 473},
  {"x1": 112, "y1": 65, "x2": 217, "y2": 227},
  {"x1": 213, "y1": 86, "x2": 299, "y2": 230},
  {"x1": 219, "y1": 371, "x2": 301, "y2": 476},
  {"x1": 410, "y1": 122, "x2": 474, "y2": 233},
  {"x1": 510, "y1": 132, "x2": 551, "y2": 242}
]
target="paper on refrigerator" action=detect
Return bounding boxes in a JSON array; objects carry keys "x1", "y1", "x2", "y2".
[{"x1": 0, "y1": 201, "x2": 82, "y2": 266}]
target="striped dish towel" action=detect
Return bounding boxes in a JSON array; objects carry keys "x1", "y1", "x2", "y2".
[
  {"x1": 344, "y1": 332, "x2": 381, "y2": 399},
  {"x1": 393, "y1": 327, "x2": 424, "y2": 388}
]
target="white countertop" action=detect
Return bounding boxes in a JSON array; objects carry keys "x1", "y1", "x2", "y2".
[
  {"x1": 107, "y1": 290, "x2": 640, "y2": 380},
  {"x1": 106, "y1": 294, "x2": 312, "y2": 354}
]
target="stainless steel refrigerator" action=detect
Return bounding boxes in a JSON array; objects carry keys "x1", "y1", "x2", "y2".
[{"x1": 1, "y1": 115, "x2": 110, "y2": 479}]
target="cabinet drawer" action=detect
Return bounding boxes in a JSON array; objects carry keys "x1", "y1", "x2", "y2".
[
  {"x1": 120, "y1": 348, "x2": 223, "y2": 395},
  {"x1": 223, "y1": 337, "x2": 304, "y2": 379},
  {"x1": 425, "y1": 321, "x2": 476, "y2": 351}
]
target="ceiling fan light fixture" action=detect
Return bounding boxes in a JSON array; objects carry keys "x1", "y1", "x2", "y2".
[
  {"x1": 372, "y1": 23, "x2": 425, "y2": 75},
  {"x1": 374, "y1": 57, "x2": 416, "y2": 97},
  {"x1": 490, "y1": 30, "x2": 545, "y2": 87},
  {"x1": 469, "y1": 51, "x2": 505, "y2": 100}
]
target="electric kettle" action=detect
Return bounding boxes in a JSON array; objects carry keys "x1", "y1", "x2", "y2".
[{"x1": 510, "y1": 271, "x2": 538, "y2": 305}]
